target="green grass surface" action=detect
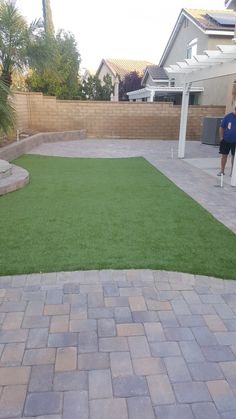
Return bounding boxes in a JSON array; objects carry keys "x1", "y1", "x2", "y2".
[{"x1": 0, "y1": 155, "x2": 236, "y2": 278}]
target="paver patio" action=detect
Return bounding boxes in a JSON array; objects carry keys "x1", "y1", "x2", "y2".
[{"x1": 0, "y1": 139, "x2": 236, "y2": 418}]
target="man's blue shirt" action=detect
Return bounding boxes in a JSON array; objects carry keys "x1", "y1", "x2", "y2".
[{"x1": 220, "y1": 112, "x2": 236, "y2": 143}]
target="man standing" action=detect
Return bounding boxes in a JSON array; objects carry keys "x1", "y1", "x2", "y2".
[{"x1": 218, "y1": 105, "x2": 236, "y2": 176}]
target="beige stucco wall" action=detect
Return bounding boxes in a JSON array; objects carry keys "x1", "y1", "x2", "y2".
[
  {"x1": 162, "y1": 18, "x2": 236, "y2": 106},
  {"x1": 97, "y1": 62, "x2": 116, "y2": 85},
  {"x1": 164, "y1": 19, "x2": 208, "y2": 67},
  {"x1": 207, "y1": 35, "x2": 235, "y2": 49},
  {"x1": 12, "y1": 92, "x2": 225, "y2": 140}
]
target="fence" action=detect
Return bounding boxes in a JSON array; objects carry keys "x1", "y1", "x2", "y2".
[{"x1": 13, "y1": 92, "x2": 225, "y2": 140}]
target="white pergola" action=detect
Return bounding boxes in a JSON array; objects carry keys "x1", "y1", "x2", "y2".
[
  {"x1": 127, "y1": 85, "x2": 204, "y2": 102},
  {"x1": 165, "y1": 44, "x2": 236, "y2": 186}
]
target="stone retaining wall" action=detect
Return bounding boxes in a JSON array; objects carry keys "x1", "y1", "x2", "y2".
[{"x1": 0, "y1": 130, "x2": 86, "y2": 162}]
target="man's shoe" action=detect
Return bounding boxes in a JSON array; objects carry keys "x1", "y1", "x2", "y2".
[{"x1": 217, "y1": 171, "x2": 224, "y2": 176}]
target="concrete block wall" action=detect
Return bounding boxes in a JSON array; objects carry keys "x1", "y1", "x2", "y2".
[
  {"x1": 12, "y1": 92, "x2": 225, "y2": 140},
  {"x1": 13, "y1": 92, "x2": 31, "y2": 132}
]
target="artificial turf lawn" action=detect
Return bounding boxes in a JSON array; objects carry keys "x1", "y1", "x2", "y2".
[{"x1": 0, "y1": 154, "x2": 236, "y2": 279}]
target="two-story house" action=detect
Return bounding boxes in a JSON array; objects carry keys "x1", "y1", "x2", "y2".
[{"x1": 128, "y1": 8, "x2": 236, "y2": 106}]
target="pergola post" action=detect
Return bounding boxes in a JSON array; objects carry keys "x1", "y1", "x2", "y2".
[
  {"x1": 178, "y1": 82, "x2": 192, "y2": 158},
  {"x1": 231, "y1": 157, "x2": 236, "y2": 186}
]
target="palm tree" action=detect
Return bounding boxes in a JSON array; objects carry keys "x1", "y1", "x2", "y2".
[
  {"x1": 0, "y1": 78, "x2": 15, "y2": 135},
  {"x1": 0, "y1": 0, "x2": 29, "y2": 86},
  {"x1": 42, "y1": 0, "x2": 54, "y2": 37}
]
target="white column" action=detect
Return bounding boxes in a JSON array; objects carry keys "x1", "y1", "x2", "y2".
[
  {"x1": 113, "y1": 76, "x2": 119, "y2": 102},
  {"x1": 149, "y1": 91, "x2": 154, "y2": 102},
  {"x1": 231, "y1": 156, "x2": 236, "y2": 186},
  {"x1": 178, "y1": 82, "x2": 191, "y2": 158}
]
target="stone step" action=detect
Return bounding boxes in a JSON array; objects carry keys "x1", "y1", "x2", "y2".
[
  {"x1": 0, "y1": 164, "x2": 29, "y2": 195},
  {"x1": 0, "y1": 159, "x2": 12, "y2": 179}
]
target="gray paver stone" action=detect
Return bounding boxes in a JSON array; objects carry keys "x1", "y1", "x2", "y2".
[
  {"x1": 48, "y1": 332, "x2": 77, "y2": 347},
  {"x1": 78, "y1": 352, "x2": 109, "y2": 370},
  {"x1": 177, "y1": 314, "x2": 205, "y2": 327},
  {"x1": 132, "y1": 311, "x2": 158, "y2": 323},
  {"x1": 27, "y1": 328, "x2": 48, "y2": 349},
  {"x1": 154, "y1": 404, "x2": 194, "y2": 419},
  {"x1": 97, "y1": 318, "x2": 116, "y2": 337},
  {"x1": 127, "y1": 396, "x2": 155, "y2": 419},
  {"x1": 191, "y1": 327, "x2": 218, "y2": 345},
  {"x1": 53, "y1": 371, "x2": 88, "y2": 391},
  {"x1": 88, "y1": 293, "x2": 104, "y2": 308},
  {"x1": 188, "y1": 362, "x2": 224, "y2": 381},
  {"x1": 63, "y1": 391, "x2": 88, "y2": 419},
  {"x1": 164, "y1": 357, "x2": 191, "y2": 382},
  {"x1": 0, "y1": 384, "x2": 27, "y2": 419},
  {"x1": 179, "y1": 341, "x2": 205, "y2": 363},
  {"x1": 147, "y1": 374, "x2": 175, "y2": 405},
  {"x1": 89, "y1": 369, "x2": 112, "y2": 399},
  {"x1": 113, "y1": 375, "x2": 149, "y2": 397},
  {"x1": 128, "y1": 336, "x2": 150, "y2": 358},
  {"x1": 29, "y1": 364, "x2": 54, "y2": 392},
  {"x1": 24, "y1": 392, "x2": 63, "y2": 416},
  {"x1": 173, "y1": 382, "x2": 211, "y2": 403},
  {"x1": 164, "y1": 327, "x2": 194, "y2": 341},
  {"x1": 158, "y1": 311, "x2": 179, "y2": 327},
  {"x1": 99, "y1": 337, "x2": 128, "y2": 352},
  {"x1": 110, "y1": 351, "x2": 133, "y2": 377},
  {"x1": 191, "y1": 402, "x2": 221, "y2": 419},
  {"x1": 88, "y1": 308, "x2": 113, "y2": 319},
  {"x1": 144, "y1": 322, "x2": 165, "y2": 342},
  {"x1": 207, "y1": 380, "x2": 236, "y2": 412},
  {"x1": 90, "y1": 398, "x2": 128, "y2": 419},
  {"x1": 114, "y1": 307, "x2": 132, "y2": 323},
  {"x1": 201, "y1": 345, "x2": 235, "y2": 362},
  {"x1": 150, "y1": 341, "x2": 180, "y2": 357}
]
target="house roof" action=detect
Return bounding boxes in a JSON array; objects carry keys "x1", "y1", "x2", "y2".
[
  {"x1": 159, "y1": 8, "x2": 236, "y2": 66},
  {"x1": 185, "y1": 8, "x2": 236, "y2": 31},
  {"x1": 97, "y1": 59, "x2": 154, "y2": 79},
  {"x1": 225, "y1": 0, "x2": 236, "y2": 9},
  {"x1": 142, "y1": 65, "x2": 169, "y2": 84}
]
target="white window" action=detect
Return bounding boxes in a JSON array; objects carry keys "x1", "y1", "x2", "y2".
[{"x1": 186, "y1": 38, "x2": 198, "y2": 59}]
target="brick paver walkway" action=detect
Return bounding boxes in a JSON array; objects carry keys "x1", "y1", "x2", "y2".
[
  {"x1": 1, "y1": 270, "x2": 236, "y2": 418},
  {"x1": 0, "y1": 139, "x2": 235, "y2": 418}
]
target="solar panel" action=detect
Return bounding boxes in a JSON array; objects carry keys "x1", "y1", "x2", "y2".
[{"x1": 207, "y1": 12, "x2": 236, "y2": 26}]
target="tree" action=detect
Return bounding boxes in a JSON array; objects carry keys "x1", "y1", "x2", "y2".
[
  {"x1": 0, "y1": 78, "x2": 15, "y2": 135},
  {"x1": 42, "y1": 0, "x2": 54, "y2": 37},
  {"x1": 119, "y1": 71, "x2": 142, "y2": 101},
  {"x1": 27, "y1": 30, "x2": 81, "y2": 99},
  {"x1": 79, "y1": 74, "x2": 113, "y2": 100},
  {"x1": 101, "y1": 74, "x2": 113, "y2": 100},
  {"x1": 0, "y1": 0, "x2": 29, "y2": 86}
]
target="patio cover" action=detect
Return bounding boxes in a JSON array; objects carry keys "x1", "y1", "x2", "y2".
[{"x1": 165, "y1": 44, "x2": 236, "y2": 186}]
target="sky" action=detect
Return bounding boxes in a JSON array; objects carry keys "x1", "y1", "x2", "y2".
[{"x1": 17, "y1": 0, "x2": 226, "y2": 72}]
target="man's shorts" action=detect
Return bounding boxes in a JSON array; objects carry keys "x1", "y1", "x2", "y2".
[{"x1": 219, "y1": 139, "x2": 236, "y2": 156}]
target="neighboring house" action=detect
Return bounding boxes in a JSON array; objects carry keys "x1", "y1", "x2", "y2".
[
  {"x1": 127, "y1": 64, "x2": 203, "y2": 103},
  {"x1": 128, "y1": 8, "x2": 236, "y2": 105},
  {"x1": 96, "y1": 59, "x2": 154, "y2": 101}
]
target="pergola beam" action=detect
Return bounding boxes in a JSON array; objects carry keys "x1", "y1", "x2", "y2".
[{"x1": 184, "y1": 60, "x2": 236, "y2": 83}]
